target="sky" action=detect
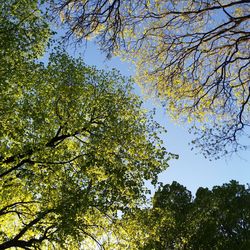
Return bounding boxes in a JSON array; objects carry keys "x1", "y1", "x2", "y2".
[{"x1": 67, "y1": 41, "x2": 250, "y2": 195}]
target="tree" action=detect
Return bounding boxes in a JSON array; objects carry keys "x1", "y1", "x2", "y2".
[
  {"x1": 122, "y1": 181, "x2": 250, "y2": 249},
  {"x1": 53, "y1": 0, "x2": 250, "y2": 158},
  {"x1": 0, "y1": 50, "x2": 173, "y2": 249},
  {"x1": 190, "y1": 181, "x2": 250, "y2": 249},
  {"x1": 0, "y1": 2, "x2": 173, "y2": 247}
]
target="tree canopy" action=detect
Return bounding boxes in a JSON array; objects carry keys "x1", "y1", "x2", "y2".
[
  {"x1": 0, "y1": 1, "x2": 173, "y2": 248},
  {"x1": 54, "y1": 0, "x2": 250, "y2": 158},
  {"x1": 1, "y1": 0, "x2": 250, "y2": 249},
  {"x1": 0, "y1": 50, "x2": 173, "y2": 249},
  {"x1": 121, "y1": 180, "x2": 250, "y2": 249}
]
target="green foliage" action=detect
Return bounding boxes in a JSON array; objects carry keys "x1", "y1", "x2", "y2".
[
  {"x1": 190, "y1": 181, "x2": 250, "y2": 249},
  {"x1": 0, "y1": 2, "x2": 172, "y2": 248},
  {"x1": 4, "y1": 1, "x2": 249, "y2": 249},
  {"x1": 122, "y1": 181, "x2": 250, "y2": 250},
  {"x1": 0, "y1": 50, "x2": 171, "y2": 248},
  {"x1": 0, "y1": 0, "x2": 51, "y2": 62}
]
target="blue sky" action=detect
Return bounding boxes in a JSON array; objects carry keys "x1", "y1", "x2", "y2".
[{"x1": 68, "y1": 41, "x2": 250, "y2": 195}]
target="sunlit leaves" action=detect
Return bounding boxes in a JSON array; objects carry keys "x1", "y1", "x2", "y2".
[
  {"x1": 0, "y1": 49, "x2": 171, "y2": 248},
  {"x1": 0, "y1": 1, "x2": 172, "y2": 249},
  {"x1": 0, "y1": 0, "x2": 51, "y2": 63},
  {"x1": 54, "y1": 0, "x2": 250, "y2": 157}
]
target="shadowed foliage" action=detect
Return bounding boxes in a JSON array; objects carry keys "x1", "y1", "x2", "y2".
[{"x1": 121, "y1": 181, "x2": 250, "y2": 249}]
